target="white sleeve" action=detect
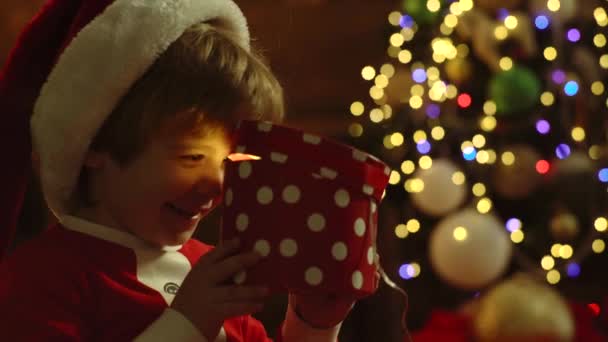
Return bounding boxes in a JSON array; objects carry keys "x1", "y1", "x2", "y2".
[
  {"x1": 133, "y1": 308, "x2": 207, "y2": 342},
  {"x1": 280, "y1": 304, "x2": 341, "y2": 342}
]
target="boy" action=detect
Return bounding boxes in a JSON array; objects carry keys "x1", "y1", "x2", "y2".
[{"x1": 0, "y1": 0, "x2": 355, "y2": 340}]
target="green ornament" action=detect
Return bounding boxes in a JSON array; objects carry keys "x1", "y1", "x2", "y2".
[
  {"x1": 489, "y1": 66, "x2": 542, "y2": 115},
  {"x1": 403, "y1": 0, "x2": 442, "y2": 25}
]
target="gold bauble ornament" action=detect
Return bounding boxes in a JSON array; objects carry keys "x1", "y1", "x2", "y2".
[
  {"x1": 474, "y1": 274, "x2": 575, "y2": 342},
  {"x1": 550, "y1": 212, "x2": 580, "y2": 241}
]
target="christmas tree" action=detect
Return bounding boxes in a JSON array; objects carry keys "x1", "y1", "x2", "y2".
[{"x1": 345, "y1": 0, "x2": 608, "y2": 338}]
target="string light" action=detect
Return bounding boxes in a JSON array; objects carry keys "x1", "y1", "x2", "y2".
[
  {"x1": 407, "y1": 219, "x2": 421, "y2": 233},
  {"x1": 535, "y1": 15, "x2": 550, "y2": 30},
  {"x1": 511, "y1": 230, "x2": 524, "y2": 243},
  {"x1": 505, "y1": 218, "x2": 522, "y2": 232},
  {"x1": 546, "y1": 270, "x2": 560, "y2": 284},
  {"x1": 541, "y1": 255, "x2": 555, "y2": 270},
  {"x1": 592, "y1": 240, "x2": 606, "y2": 253},
  {"x1": 361, "y1": 66, "x2": 376, "y2": 80},
  {"x1": 348, "y1": 123, "x2": 363, "y2": 137},
  {"x1": 355, "y1": 0, "x2": 608, "y2": 283},
  {"x1": 389, "y1": 170, "x2": 401, "y2": 185},
  {"x1": 401, "y1": 160, "x2": 416, "y2": 174},
  {"x1": 472, "y1": 183, "x2": 486, "y2": 197},
  {"x1": 594, "y1": 217, "x2": 607, "y2": 232},
  {"x1": 395, "y1": 224, "x2": 409, "y2": 238},
  {"x1": 350, "y1": 101, "x2": 364, "y2": 116}
]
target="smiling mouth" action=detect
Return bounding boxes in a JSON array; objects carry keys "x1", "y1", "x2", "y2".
[
  {"x1": 166, "y1": 200, "x2": 214, "y2": 220},
  {"x1": 166, "y1": 203, "x2": 200, "y2": 219}
]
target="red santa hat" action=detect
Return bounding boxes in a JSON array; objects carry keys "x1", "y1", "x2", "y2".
[{"x1": 0, "y1": 0, "x2": 250, "y2": 258}]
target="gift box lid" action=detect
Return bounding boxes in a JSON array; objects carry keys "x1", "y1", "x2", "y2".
[{"x1": 230, "y1": 120, "x2": 391, "y2": 202}]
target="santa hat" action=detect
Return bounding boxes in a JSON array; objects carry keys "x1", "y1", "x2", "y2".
[{"x1": 0, "y1": 0, "x2": 250, "y2": 258}]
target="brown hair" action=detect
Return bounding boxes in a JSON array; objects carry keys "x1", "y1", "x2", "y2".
[{"x1": 77, "y1": 21, "x2": 285, "y2": 206}]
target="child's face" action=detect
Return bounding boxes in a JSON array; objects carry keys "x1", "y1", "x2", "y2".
[{"x1": 85, "y1": 121, "x2": 232, "y2": 247}]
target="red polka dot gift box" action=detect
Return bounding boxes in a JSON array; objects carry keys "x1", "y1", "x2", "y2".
[{"x1": 221, "y1": 120, "x2": 391, "y2": 299}]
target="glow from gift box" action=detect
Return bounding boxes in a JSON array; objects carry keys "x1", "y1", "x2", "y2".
[{"x1": 227, "y1": 153, "x2": 261, "y2": 161}]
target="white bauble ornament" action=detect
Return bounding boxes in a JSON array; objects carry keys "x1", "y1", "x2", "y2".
[
  {"x1": 410, "y1": 159, "x2": 467, "y2": 217},
  {"x1": 429, "y1": 209, "x2": 511, "y2": 289}
]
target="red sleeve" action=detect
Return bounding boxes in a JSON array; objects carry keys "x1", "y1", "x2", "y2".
[{"x1": 0, "y1": 247, "x2": 90, "y2": 340}]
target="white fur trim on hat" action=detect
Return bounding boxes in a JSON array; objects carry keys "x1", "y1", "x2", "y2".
[{"x1": 31, "y1": 0, "x2": 249, "y2": 216}]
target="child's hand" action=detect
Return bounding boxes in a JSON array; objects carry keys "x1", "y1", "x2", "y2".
[
  {"x1": 288, "y1": 292, "x2": 356, "y2": 329},
  {"x1": 171, "y1": 239, "x2": 269, "y2": 340}
]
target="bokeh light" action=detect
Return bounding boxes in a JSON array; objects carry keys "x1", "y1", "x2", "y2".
[
  {"x1": 536, "y1": 119, "x2": 551, "y2": 134},
  {"x1": 536, "y1": 160, "x2": 551, "y2": 174},
  {"x1": 555, "y1": 144, "x2": 571, "y2": 159},
  {"x1": 567, "y1": 263, "x2": 581, "y2": 278},
  {"x1": 535, "y1": 15, "x2": 550, "y2": 30},
  {"x1": 506, "y1": 218, "x2": 522, "y2": 232},
  {"x1": 564, "y1": 81, "x2": 579, "y2": 96},
  {"x1": 567, "y1": 28, "x2": 581, "y2": 42}
]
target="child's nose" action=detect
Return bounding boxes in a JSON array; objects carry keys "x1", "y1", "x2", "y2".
[{"x1": 193, "y1": 166, "x2": 224, "y2": 198}]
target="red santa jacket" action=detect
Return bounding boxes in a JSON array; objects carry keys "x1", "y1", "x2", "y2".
[{"x1": 0, "y1": 216, "x2": 285, "y2": 341}]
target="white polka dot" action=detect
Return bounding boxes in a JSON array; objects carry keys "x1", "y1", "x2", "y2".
[
  {"x1": 271, "y1": 152, "x2": 288, "y2": 163},
  {"x1": 233, "y1": 271, "x2": 246, "y2": 284},
  {"x1": 282, "y1": 185, "x2": 301, "y2": 204},
  {"x1": 334, "y1": 189, "x2": 350, "y2": 208},
  {"x1": 331, "y1": 242, "x2": 348, "y2": 261},
  {"x1": 367, "y1": 246, "x2": 374, "y2": 265},
  {"x1": 353, "y1": 150, "x2": 367, "y2": 162},
  {"x1": 236, "y1": 213, "x2": 249, "y2": 232},
  {"x1": 371, "y1": 201, "x2": 377, "y2": 213},
  {"x1": 253, "y1": 240, "x2": 271, "y2": 257},
  {"x1": 362, "y1": 184, "x2": 374, "y2": 196},
  {"x1": 224, "y1": 188, "x2": 233, "y2": 206},
  {"x1": 354, "y1": 218, "x2": 366, "y2": 237},
  {"x1": 384, "y1": 166, "x2": 391, "y2": 176},
  {"x1": 257, "y1": 121, "x2": 273, "y2": 132},
  {"x1": 279, "y1": 239, "x2": 298, "y2": 257},
  {"x1": 352, "y1": 271, "x2": 363, "y2": 289},
  {"x1": 303, "y1": 134, "x2": 321, "y2": 145},
  {"x1": 239, "y1": 162, "x2": 252, "y2": 179},
  {"x1": 307, "y1": 213, "x2": 326, "y2": 232},
  {"x1": 320, "y1": 167, "x2": 337, "y2": 179},
  {"x1": 305, "y1": 267, "x2": 323, "y2": 286},
  {"x1": 257, "y1": 187, "x2": 273, "y2": 205}
]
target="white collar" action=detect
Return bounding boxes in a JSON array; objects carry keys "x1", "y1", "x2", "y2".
[{"x1": 59, "y1": 215, "x2": 182, "y2": 252}]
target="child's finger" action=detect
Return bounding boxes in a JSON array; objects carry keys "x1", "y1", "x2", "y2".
[
  {"x1": 214, "y1": 285, "x2": 269, "y2": 302},
  {"x1": 216, "y1": 301, "x2": 265, "y2": 318},
  {"x1": 207, "y1": 251, "x2": 263, "y2": 284}
]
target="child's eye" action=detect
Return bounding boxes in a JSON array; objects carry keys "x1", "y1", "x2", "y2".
[{"x1": 181, "y1": 154, "x2": 205, "y2": 162}]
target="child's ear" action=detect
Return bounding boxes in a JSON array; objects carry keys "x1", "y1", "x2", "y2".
[{"x1": 83, "y1": 150, "x2": 107, "y2": 169}]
